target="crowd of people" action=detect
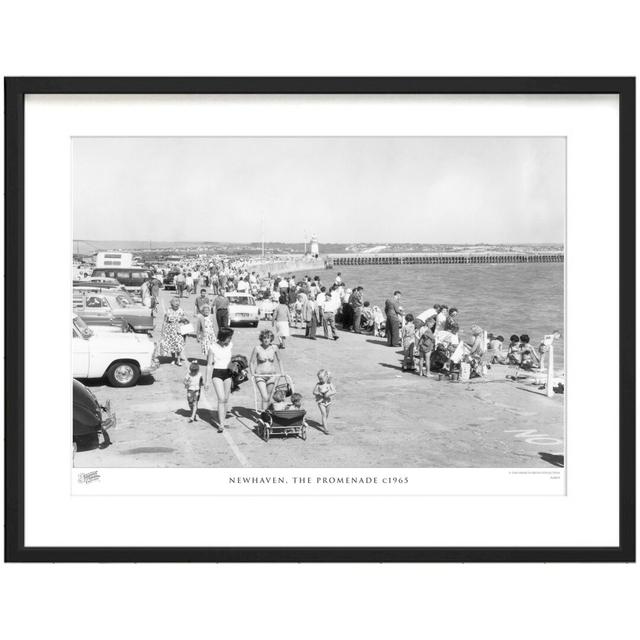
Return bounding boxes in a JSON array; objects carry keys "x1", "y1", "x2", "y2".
[{"x1": 136, "y1": 257, "x2": 558, "y2": 433}]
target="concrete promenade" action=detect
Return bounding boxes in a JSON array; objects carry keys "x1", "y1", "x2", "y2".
[{"x1": 75, "y1": 288, "x2": 565, "y2": 469}]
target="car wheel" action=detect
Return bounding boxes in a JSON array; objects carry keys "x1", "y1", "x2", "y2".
[
  {"x1": 106, "y1": 361, "x2": 140, "y2": 387},
  {"x1": 74, "y1": 433, "x2": 99, "y2": 452}
]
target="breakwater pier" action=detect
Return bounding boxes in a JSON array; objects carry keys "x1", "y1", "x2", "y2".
[{"x1": 327, "y1": 252, "x2": 563, "y2": 267}]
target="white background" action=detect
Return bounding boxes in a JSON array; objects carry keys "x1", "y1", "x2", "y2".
[
  {"x1": 28, "y1": 95, "x2": 607, "y2": 547},
  {"x1": 1, "y1": 1, "x2": 638, "y2": 639}
]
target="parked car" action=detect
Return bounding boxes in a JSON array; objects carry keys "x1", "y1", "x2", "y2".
[
  {"x1": 76, "y1": 308, "x2": 129, "y2": 333},
  {"x1": 162, "y1": 268, "x2": 182, "y2": 290},
  {"x1": 73, "y1": 379, "x2": 115, "y2": 451},
  {"x1": 226, "y1": 292, "x2": 260, "y2": 327},
  {"x1": 73, "y1": 288, "x2": 154, "y2": 333},
  {"x1": 73, "y1": 314, "x2": 158, "y2": 387},
  {"x1": 91, "y1": 267, "x2": 151, "y2": 290},
  {"x1": 74, "y1": 277, "x2": 124, "y2": 288}
]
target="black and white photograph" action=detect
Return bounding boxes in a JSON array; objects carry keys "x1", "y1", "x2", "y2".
[{"x1": 72, "y1": 135, "x2": 566, "y2": 472}]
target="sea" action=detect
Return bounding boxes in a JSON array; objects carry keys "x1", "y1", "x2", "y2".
[{"x1": 304, "y1": 262, "x2": 565, "y2": 368}]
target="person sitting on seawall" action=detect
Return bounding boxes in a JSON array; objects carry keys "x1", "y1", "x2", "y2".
[
  {"x1": 487, "y1": 334, "x2": 507, "y2": 364},
  {"x1": 360, "y1": 301, "x2": 375, "y2": 333},
  {"x1": 519, "y1": 334, "x2": 540, "y2": 369},
  {"x1": 507, "y1": 334, "x2": 522, "y2": 364},
  {"x1": 434, "y1": 304, "x2": 449, "y2": 332},
  {"x1": 464, "y1": 324, "x2": 487, "y2": 376},
  {"x1": 435, "y1": 307, "x2": 460, "y2": 346},
  {"x1": 371, "y1": 305, "x2": 386, "y2": 337}
]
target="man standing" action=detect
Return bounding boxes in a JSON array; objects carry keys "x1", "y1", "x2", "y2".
[
  {"x1": 148, "y1": 272, "x2": 161, "y2": 318},
  {"x1": 301, "y1": 294, "x2": 318, "y2": 340},
  {"x1": 322, "y1": 291, "x2": 339, "y2": 340},
  {"x1": 195, "y1": 288, "x2": 211, "y2": 317},
  {"x1": 350, "y1": 286, "x2": 365, "y2": 333},
  {"x1": 385, "y1": 290, "x2": 403, "y2": 347},
  {"x1": 174, "y1": 269, "x2": 186, "y2": 298},
  {"x1": 140, "y1": 277, "x2": 152, "y2": 308},
  {"x1": 212, "y1": 291, "x2": 230, "y2": 329}
]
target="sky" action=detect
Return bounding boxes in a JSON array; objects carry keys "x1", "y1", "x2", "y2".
[{"x1": 72, "y1": 137, "x2": 565, "y2": 244}]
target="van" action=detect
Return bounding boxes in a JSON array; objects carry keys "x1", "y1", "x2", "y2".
[{"x1": 91, "y1": 267, "x2": 151, "y2": 289}]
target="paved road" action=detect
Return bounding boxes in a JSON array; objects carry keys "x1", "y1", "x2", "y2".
[{"x1": 75, "y1": 288, "x2": 565, "y2": 468}]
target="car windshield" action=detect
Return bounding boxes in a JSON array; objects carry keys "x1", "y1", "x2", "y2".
[
  {"x1": 227, "y1": 296, "x2": 254, "y2": 305},
  {"x1": 73, "y1": 316, "x2": 94, "y2": 339}
]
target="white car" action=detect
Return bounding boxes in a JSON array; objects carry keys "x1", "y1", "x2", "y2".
[
  {"x1": 226, "y1": 292, "x2": 260, "y2": 327},
  {"x1": 72, "y1": 314, "x2": 158, "y2": 387}
]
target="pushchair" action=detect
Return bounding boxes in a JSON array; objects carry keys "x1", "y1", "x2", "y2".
[{"x1": 252, "y1": 373, "x2": 308, "y2": 442}]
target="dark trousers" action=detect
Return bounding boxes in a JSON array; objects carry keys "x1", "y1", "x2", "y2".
[
  {"x1": 352, "y1": 306, "x2": 363, "y2": 333},
  {"x1": 386, "y1": 314, "x2": 400, "y2": 347},
  {"x1": 216, "y1": 308, "x2": 229, "y2": 329},
  {"x1": 305, "y1": 314, "x2": 317, "y2": 338}
]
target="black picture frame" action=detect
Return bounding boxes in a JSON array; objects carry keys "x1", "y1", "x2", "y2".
[{"x1": 4, "y1": 77, "x2": 635, "y2": 563}]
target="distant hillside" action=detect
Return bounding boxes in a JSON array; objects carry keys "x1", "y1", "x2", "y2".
[{"x1": 74, "y1": 240, "x2": 564, "y2": 256}]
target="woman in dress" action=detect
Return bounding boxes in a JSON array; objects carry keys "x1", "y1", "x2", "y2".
[
  {"x1": 384, "y1": 290, "x2": 403, "y2": 347},
  {"x1": 250, "y1": 329, "x2": 284, "y2": 411},
  {"x1": 195, "y1": 304, "x2": 216, "y2": 357},
  {"x1": 204, "y1": 327, "x2": 235, "y2": 433},
  {"x1": 272, "y1": 293, "x2": 291, "y2": 349},
  {"x1": 160, "y1": 298, "x2": 187, "y2": 365}
]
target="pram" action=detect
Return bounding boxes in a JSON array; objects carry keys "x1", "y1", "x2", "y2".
[{"x1": 252, "y1": 373, "x2": 308, "y2": 442}]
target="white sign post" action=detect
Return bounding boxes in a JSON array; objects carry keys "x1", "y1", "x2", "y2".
[{"x1": 546, "y1": 343, "x2": 554, "y2": 398}]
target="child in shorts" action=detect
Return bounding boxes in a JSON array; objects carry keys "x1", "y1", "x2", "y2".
[
  {"x1": 401, "y1": 313, "x2": 416, "y2": 372},
  {"x1": 184, "y1": 362, "x2": 204, "y2": 422},
  {"x1": 416, "y1": 323, "x2": 435, "y2": 377}
]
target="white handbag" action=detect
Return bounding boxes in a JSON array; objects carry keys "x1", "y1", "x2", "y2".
[{"x1": 180, "y1": 322, "x2": 195, "y2": 336}]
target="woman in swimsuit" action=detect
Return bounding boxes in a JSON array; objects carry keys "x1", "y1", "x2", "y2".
[
  {"x1": 250, "y1": 329, "x2": 284, "y2": 411},
  {"x1": 204, "y1": 327, "x2": 234, "y2": 433}
]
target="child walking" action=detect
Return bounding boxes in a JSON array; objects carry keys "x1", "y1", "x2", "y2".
[
  {"x1": 184, "y1": 362, "x2": 204, "y2": 422},
  {"x1": 416, "y1": 322, "x2": 435, "y2": 377},
  {"x1": 313, "y1": 369, "x2": 336, "y2": 434}
]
